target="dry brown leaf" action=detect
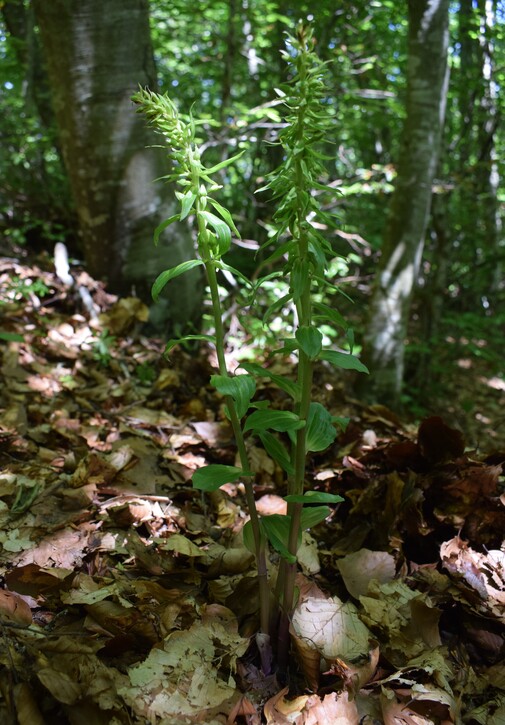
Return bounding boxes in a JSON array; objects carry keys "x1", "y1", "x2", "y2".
[{"x1": 0, "y1": 589, "x2": 32, "y2": 626}]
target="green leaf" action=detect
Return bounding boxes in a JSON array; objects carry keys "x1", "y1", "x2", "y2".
[
  {"x1": 244, "y1": 409, "x2": 304, "y2": 434},
  {"x1": 211, "y1": 374, "x2": 256, "y2": 419},
  {"x1": 285, "y1": 491, "x2": 343, "y2": 504},
  {"x1": 312, "y1": 302, "x2": 348, "y2": 331},
  {"x1": 319, "y1": 350, "x2": 369, "y2": 374},
  {"x1": 153, "y1": 214, "x2": 181, "y2": 246},
  {"x1": 164, "y1": 333, "x2": 216, "y2": 355},
  {"x1": 215, "y1": 260, "x2": 252, "y2": 288},
  {"x1": 239, "y1": 362, "x2": 300, "y2": 400},
  {"x1": 295, "y1": 326, "x2": 323, "y2": 360},
  {"x1": 262, "y1": 292, "x2": 292, "y2": 326},
  {"x1": 207, "y1": 199, "x2": 240, "y2": 237},
  {"x1": 242, "y1": 519, "x2": 266, "y2": 555},
  {"x1": 300, "y1": 505, "x2": 330, "y2": 530},
  {"x1": 0, "y1": 332, "x2": 24, "y2": 342},
  {"x1": 199, "y1": 210, "x2": 232, "y2": 255},
  {"x1": 332, "y1": 416, "x2": 350, "y2": 432},
  {"x1": 291, "y1": 258, "x2": 310, "y2": 301},
  {"x1": 346, "y1": 328, "x2": 355, "y2": 354},
  {"x1": 180, "y1": 190, "x2": 197, "y2": 220},
  {"x1": 152, "y1": 259, "x2": 204, "y2": 301},
  {"x1": 192, "y1": 464, "x2": 248, "y2": 492},
  {"x1": 259, "y1": 431, "x2": 294, "y2": 476},
  {"x1": 305, "y1": 402, "x2": 336, "y2": 452},
  {"x1": 204, "y1": 149, "x2": 245, "y2": 175},
  {"x1": 260, "y1": 515, "x2": 297, "y2": 563}
]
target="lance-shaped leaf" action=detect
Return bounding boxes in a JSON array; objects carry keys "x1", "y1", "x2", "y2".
[
  {"x1": 192, "y1": 464, "x2": 248, "y2": 492},
  {"x1": 244, "y1": 409, "x2": 304, "y2": 434},
  {"x1": 215, "y1": 260, "x2": 252, "y2": 288},
  {"x1": 239, "y1": 362, "x2": 300, "y2": 400},
  {"x1": 319, "y1": 349, "x2": 369, "y2": 374},
  {"x1": 152, "y1": 259, "x2": 204, "y2": 301},
  {"x1": 305, "y1": 402, "x2": 337, "y2": 452},
  {"x1": 262, "y1": 292, "x2": 292, "y2": 326},
  {"x1": 203, "y1": 149, "x2": 245, "y2": 176},
  {"x1": 295, "y1": 326, "x2": 323, "y2": 360},
  {"x1": 291, "y1": 258, "x2": 310, "y2": 301},
  {"x1": 260, "y1": 515, "x2": 297, "y2": 563},
  {"x1": 242, "y1": 519, "x2": 266, "y2": 556},
  {"x1": 211, "y1": 374, "x2": 256, "y2": 419},
  {"x1": 179, "y1": 190, "x2": 197, "y2": 220},
  {"x1": 199, "y1": 210, "x2": 231, "y2": 255},
  {"x1": 164, "y1": 333, "x2": 216, "y2": 356},
  {"x1": 259, "y1": 431, "x2": 295, "y2": 476},
  {"x1": 153, "y1": 214, "x2": 180, "y2": 246},
  {"x1": 312, "y1": 301, "x2": 348, "y2": 332},
  {"x1": 207, "y1": 198, "x2": 241, "y2": 237},
  {"x1": 285, "y1": 491, "x2": 343, "y2": 504},
  {"x1": 301, "y1": 505, "x2": 331, "y2": 530}
]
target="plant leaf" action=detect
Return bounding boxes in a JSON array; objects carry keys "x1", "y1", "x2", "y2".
[
  {"x1": 199, "y1": 210, "x2": 231, "y2": 255},
  {"x1": 207, "y1": 198, "x2": 241, "y2": 237},
  {"x1": 180, "y1": 190, "x2": 197, "y2": 220},
  {"x1": 153, "y1": 214, "x2": 181, "y2": 246},
  {"x1": 300, "y1": 505, "x2": 330, "y2": 530},
  {"x1": 319, "y1": 349, "x2": 369, "y2": 374},
  {"x1": 204, "y1": 149, "x2": 245, "y2": 175},
  {"x1": 259, "y1": 431, "x2": 295, "y2": 476},
  {"x1": 242, "y1": 519, "x2": 266, "y2": 555},
  {"x1": 0, "y1": 332, "x2": 24, "y2": 342},
  {"x1": 211, "y1": 374, "x2": 256, "y2": 419},
  {"x1": 215, "y1": 260, "x2": 252, "y2": 288},
  {"x1": 305, "y1": 402, "x2": 336, "y2": 452},
  {"x1": 244, "y1": 409, "x2": 304, "y2": 433},
  {"x1": 312, "y1": 301, "x2": 348, "y2": 331},
  {"x1": 295, "y1": 326, "x2": 323, "y2": 360},
  {"x1": 152, "y1": 259, "x2": 204, "y2": 301},
  {"x1": 164, "y1": 333, "x2": 216, "y2": 355},
  {"x1": 192, "y1": 464, "x2": 247, "y2": 492},
  {"x1": 332, "y1": 416, "x2": 350, "y2": 432},
  {"x1": 285, "y1": 491, "x2": 343, "y2": 504},
  {"x1": 260, "y1": 515, "x2": 297, "y2": 563},
  {"x1": 239, "y1": 362, "x2": 300, "y2": 400}
]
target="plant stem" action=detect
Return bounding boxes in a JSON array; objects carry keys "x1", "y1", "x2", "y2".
[
  {"x1": 277, "y1": 43, "x2": 316, "y2": 667},
  {"x1": 196, "y1": 190, "x2": 270, "y2": 637}
]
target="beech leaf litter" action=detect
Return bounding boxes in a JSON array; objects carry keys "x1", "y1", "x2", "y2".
[{"x1": 0, "y1": 254, "x2": 505, "y2": 724}]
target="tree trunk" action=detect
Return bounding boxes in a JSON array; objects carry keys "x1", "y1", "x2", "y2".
[
  {"x1": 32, "y1": 0, "x2": 202, "y2": 333},
  {"x1": 357, "y1": 0, "x2": 450, "y2": 406}
]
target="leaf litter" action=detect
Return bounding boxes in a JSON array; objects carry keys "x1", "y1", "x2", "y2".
[{"x1": 0, "y1": 254, "x2": 505, "y2": 723}]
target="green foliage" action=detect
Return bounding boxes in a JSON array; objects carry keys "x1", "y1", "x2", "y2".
[{"x1": 91, "y1": 328, "x2": 116, "y2": 367}]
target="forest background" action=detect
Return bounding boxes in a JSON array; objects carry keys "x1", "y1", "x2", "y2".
[
  {"x1": 1, "y1": 2, "x2": 505, "y2": 722},
  {"x1": 0, "y1": 0, "x2": 504, "y2": 438}
]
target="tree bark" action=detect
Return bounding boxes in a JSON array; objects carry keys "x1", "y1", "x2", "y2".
[
  {"x1": 357, "y1": 0, "x2": 450, "y2": 406},
  {"x1": 32, "y1": 0, "x2": 202, "y2": 333}
]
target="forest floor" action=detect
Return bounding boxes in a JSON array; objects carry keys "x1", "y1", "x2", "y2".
[{"x1": 0, "y1": 250, "x2": 505, "y2": 724}]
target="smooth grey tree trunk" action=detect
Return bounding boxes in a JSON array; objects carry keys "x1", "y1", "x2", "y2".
[
  {"x1": 358, "y1": 0, "x2": 450, "y2": 406},
  {"x1": 32, "y1": 0, "x2": 202, "y2": 333}
]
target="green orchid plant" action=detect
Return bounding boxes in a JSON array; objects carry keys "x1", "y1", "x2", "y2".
[{"x1": 133, "y1": 23, "x2": 368, "y2": 675}]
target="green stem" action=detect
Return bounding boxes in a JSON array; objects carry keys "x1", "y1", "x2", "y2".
[
  {"x1": 278, "y1": 43, "x2": 315, "y2": 668},
  {"x1": 196, "y1": 190, "x2": 270, "y2": 637}
]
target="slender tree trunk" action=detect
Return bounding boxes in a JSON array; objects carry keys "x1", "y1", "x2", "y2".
[
  {"x1": 357, "y1": 0, "x2": 450, "y2": 406},
  {"x1": 32, "y1": 0, "x2": 202, "y2": 333},
  {"x1": 475, "y1": 0, "x2": 502, "y2": 299}
]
